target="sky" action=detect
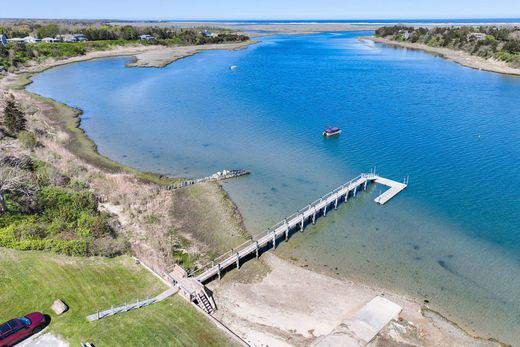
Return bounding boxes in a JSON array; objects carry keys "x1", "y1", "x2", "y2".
[{"x1": 2, "y1": 0, "x2": 520, "y2": 21}]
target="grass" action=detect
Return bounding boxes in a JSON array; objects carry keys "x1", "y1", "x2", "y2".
[
  {"x1": 9, "y1": 74, "x2": 182, "y2": 186},
  {"x1": 0, "y1": 248, "x2": 236, "y2": 346}
]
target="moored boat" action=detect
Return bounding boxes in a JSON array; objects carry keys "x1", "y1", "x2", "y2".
[{"x1": 322, "y1": 127, "x2": 341, "y2": 137}]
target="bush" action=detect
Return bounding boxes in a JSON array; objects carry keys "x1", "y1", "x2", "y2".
[
  {"x1": 3, "y1": 99, "x2": 26, "y2": 135},
  {"x1": 0, "y1": 225, "x2": 88, "y2": 256},
  {"x1": 17, "y1": 130, "x2": 38, "y2": 149},
  {"x1": 14, "y1": 221, "x2": 47, "y2": 240}
]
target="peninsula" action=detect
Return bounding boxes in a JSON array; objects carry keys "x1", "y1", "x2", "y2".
[{"x1": 371, "y1": 25, "x2": 520, "y2": 76}]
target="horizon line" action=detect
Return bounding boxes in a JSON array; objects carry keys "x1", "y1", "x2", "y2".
[{"x1": 1, "y1": 17, "x2": 520, "y2": 22}]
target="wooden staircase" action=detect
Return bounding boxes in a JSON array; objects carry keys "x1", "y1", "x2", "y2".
[{"x1": 196, "y1": 290, "x2": 215, "y2": 314}]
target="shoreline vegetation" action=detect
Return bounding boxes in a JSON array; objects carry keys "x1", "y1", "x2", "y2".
[
  {"x1": 0, "y1": 21, "x2": 509, "y2": 346},
  {"x1": 370, "y1": 25, "x2": 520, "y2": 76}
]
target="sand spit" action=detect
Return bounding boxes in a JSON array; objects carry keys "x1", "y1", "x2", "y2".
[
  {"x1": 16, "y1": 41, "x2": 256, "y2": 74},
  {"x1": 128, "y1": 40, "x2": 256, "y2": 68}
]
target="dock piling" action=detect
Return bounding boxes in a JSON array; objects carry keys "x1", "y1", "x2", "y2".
[{"x1": 193, "y1": 173, "x2": 408, "y2": 284}]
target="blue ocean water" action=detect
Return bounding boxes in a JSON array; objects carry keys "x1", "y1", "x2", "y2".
[{"x1": 28, "y1": 32, "x2": 520, "y2": 344}]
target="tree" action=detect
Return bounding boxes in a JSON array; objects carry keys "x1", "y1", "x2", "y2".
[
  {"x1": 0, "y1": 157, "x2": 37, "y2": 213},
  {"x1": 504, "y1": 39, "x2": 520, "y2": 54},
  {"x1": 37, "y1": 24, "x2": 60, "y2": 39},
  {"x1": 3, "y1": 99, "x2": 26, "y2": 135}
]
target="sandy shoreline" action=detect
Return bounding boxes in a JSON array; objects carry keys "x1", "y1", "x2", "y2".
[
  {"x1": 118, "y1": 21, "x2": 380, "y2": 34},
  {"x1": 2, "y1": 32, "x2": 507, "y2": 346},
  {"x1": 17, "y1": 40, "x2": 257, "y2": 74},
  {"x1": 208, "y1": 253, "x2": 501, "y2": 347},
  {"x1": 367, "y1": 36, "x2": 520, "y2": 77},
  {"x1": 128, "y1": 40, "x2": 255, "y2": 68}
]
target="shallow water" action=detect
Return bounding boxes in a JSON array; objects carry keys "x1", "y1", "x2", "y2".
[{"x1": 28, "y1": 32, "x2": 520, "y2": 344}]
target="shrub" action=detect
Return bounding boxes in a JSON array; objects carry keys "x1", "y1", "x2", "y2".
[
  {"x1": 14, "y1": 221, "x2": 47, "y2": 240},
  {"x1": 17, "y1": 130, "x2": 38, "y2": 149},
  {"x1": 3, "y1": 99, "x2": 26, "y2": 135}
]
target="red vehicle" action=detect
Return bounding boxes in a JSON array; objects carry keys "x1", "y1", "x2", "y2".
[{"x1": 0, "y1": 312, "x2": 46, "y2": 347}]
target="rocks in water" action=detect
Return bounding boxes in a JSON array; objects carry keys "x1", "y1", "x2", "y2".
[{"x1": 51, "y1": 299, "x2": 69, "y2": 315}]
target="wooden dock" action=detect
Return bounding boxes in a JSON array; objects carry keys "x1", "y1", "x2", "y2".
[{"x1": 192, "y1": 172, "x2": 407, "y2": 284}]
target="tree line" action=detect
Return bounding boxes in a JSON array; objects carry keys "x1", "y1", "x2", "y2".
[
  {"x1": 376, "y1": 25, "x2": 520, "y2": 67},
  {"x1": 0, "y1": 22, "x2": 249, "y2": 70}
]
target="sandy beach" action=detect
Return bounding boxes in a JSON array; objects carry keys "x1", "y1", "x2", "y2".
[
  {"x1": 118, "y1": 21, "x2": 380, "y2": 34},
  {"x1": 208, "y1": 253, "x2": 501, "y2": 347},
  {"x1": 128, "y1": 40, "x2": 255, "y2": 68},
  {"x1": 367, "y1": 36, "x2": 520, "y2": 77}
]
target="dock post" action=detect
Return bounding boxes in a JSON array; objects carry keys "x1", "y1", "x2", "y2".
[
  {"x1": 272, "y1": 231, "x2": 276, "y2": 249},
  {"x1": 312, "y1": 207, "x2": 316, "y2": 224},
  {"x1": 285, "y1": 226, "x2": 289, "y2": 241},
  {"x1": 354, "y1": 185, "x2": 357, "y2": 197},
  {"x1": 255, "y1": 241, "x2": 259, "y2": 258},
  {"x1": 364, "y1": 180, "x2": 367, "y2": 191},
  {"x1": 217, "y1": 263, "x2": 221, "y2": 280},
  {"x1": 300, "y1": 214, "x2": 304, "y2": 231},
  {"x1": 345, "y1": 190, "x2": 349, "y2": 202},
  {"x1": 236, "y1": 253, "x2": 240, "y2": 269},
  {"x1": 324, "y1": 203, "x2": 327, "y2": 216},
  {"x1": 334, "y1": 195, "x2": 338, "y2": 210}
]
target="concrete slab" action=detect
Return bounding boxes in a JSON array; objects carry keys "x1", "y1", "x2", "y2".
[
  {"x1": 17, "y1": 332, "x2": 69, "y2": 347},
  {"x1": 313, "y1": 296, "x2": 402, "y2": 347}
]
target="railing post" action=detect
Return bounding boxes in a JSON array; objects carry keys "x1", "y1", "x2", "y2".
[
  {"x1": 324, "y1": 202, "x2": 327, "y2": 216},
  {"x1": 272, "y1": 231, "x2": 276, "y2": 249},
  {"x1": 334, "y1": 195, "x2": 338, "y2": 209},
  {"x1": 364, "y1": 180, "x2": 368, "y2": 191},
  {"x1": 217, "y1": 263, "x2": 221, "y2": 280},
  {"x1": 255, "y1": 240, "x2": 259, "y2": 258},
  {"x1": 300, "y1": 213, "x2": 304, "y2": 231},
  {"x1": 236, "y1": 252, "x2": 240, "y2": 269},
  {"x1": 312, "y1": 206, "x2": 316, "y2": 224}
]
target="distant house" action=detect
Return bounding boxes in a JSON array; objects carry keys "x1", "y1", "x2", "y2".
[
  {"x1": 7, "y1": 37, "x2": 25, "y2": 44},
  {"x1": 42, "y1": 37, "x2": 58, "y2": 43},
  {"x1": 73, "y1": 34, "x2": 88, "y2": 42},
  {"x1": 139, "y1": 34, "x2": 156, "y2": 42},
  {"x1": 56, "y1": 34, "x2": 75, "y2": 42},
  {"x1": 23, "y1": 36, "x2": 40, "y2": 44},
  {"x1": 201, "y1": 30, "x2": 218, "y2": 38},
  {"x1": 398, "y1": 30, "x2": 411, "y2": 40},
  {"x1": 55, "y1": 34, "x2": 88, "y2": 42},
  {"x1": 467, "y1": 32, "x2": 486, "y2": 41}
]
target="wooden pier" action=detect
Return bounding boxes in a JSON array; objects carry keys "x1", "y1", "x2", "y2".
[{"x1": 192, "y1": 172, "x2": 407, "y2": 284}]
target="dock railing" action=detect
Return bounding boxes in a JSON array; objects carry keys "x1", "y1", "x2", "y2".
[{"x1": 189, "y1": 172, "x2": 378, "y2": 279}]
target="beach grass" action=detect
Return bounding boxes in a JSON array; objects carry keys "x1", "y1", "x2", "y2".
[{"x1": 0, "y1": 248, "x2": 235, "y2": 346}]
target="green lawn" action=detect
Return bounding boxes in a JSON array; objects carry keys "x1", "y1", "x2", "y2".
[{"x1": 0, "y1": 248, "x2": 235, "y2": 346}]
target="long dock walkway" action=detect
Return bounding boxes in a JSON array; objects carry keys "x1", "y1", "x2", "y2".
[{"x1": 192, "y1": 172, "x2": 407, "y2": 283}]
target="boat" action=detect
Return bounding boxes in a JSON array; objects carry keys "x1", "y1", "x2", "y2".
[
  {"x1": 229, "y1": 65, "x2": 237, "y2": 70},
  {"x1": 322, "y1": 127, "x2": 342, "y2": 137}
]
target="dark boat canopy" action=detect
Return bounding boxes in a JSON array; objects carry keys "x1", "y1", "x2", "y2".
[{"x1": 324, "y1": 127, "x2": 340, "y2": 133}]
